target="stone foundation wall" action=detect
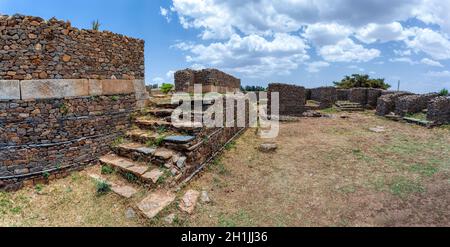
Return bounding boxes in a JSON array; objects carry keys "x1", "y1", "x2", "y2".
[
  {"x1": 337, "y1": 89, "x2": 350, "y2": 101},
  {"x1": 268, "y1": 83, "x2": 306, "y2": 116},
  {"x1": 376, "y1": 92, "x2": 413, "y2": 116},
  {"x1": 175, "y1": 68, "x2": 241, "y2": 93},
  {"x1": 395, "y1": 93, "x2": 439, "y2": 116},
  {"x1": 367, "y1": 89, "x2": 383, "y2": 109},
  {"x1": 0, "y1": 14, "x2": 144, "y2": 80},
  {"x1": 349, "y1": 88, "x2": 368, "y2": 105},
  {"x1": 310, "y1": 87, "x2": 337, "y2": 109},
  {"x1": 0, "y1": 94, "x2": 136, "y2": 190},
  {"x1": 427, "y1": 96, "x2": 450, "y2": 124}
]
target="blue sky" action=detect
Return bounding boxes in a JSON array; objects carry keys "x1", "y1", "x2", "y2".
[{"x1": 1, "y1": 0, "x2": 450, "y2": 93}]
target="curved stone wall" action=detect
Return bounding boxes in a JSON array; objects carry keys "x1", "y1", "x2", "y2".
[{"x1": 0, "y1": 14, "x2": 144, "y2": 80}]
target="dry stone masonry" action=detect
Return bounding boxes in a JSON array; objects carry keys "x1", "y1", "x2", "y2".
[
  {"x1": 310, "y1": 87, "x2": 337, "y2": 109},
  {"x1": 395, "y1": 93, "x2": 439, "y2": 116},
  {"x1": 0, "y1": 14, "x2": 148, "y2": 191},
  {"x1": 268, "y1": 83, "x2": 306, "y2": 116},
  {"x1": 427, "y1": 96, "x2": 450, "y2": 124},
  {"x1": 0, "y1": 14, "x2": 144, "y2": 80},
  {"x1": 175, "y1": 68, "x2": 241, "y2": 93}
]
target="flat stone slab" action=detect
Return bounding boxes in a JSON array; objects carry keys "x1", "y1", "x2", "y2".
[
  {"x1": 111, "y1": 185, "x2": 138, "y2": 199},
  {"x1": 164, "y1": 135, "x2": 196, "y2": 144},
  {"x1": 369, "y1": 126, "x2": 386, "y2": 133},
  {"x1": 259, "y1": 143, "x2": 278, "y2": 153},
  {"x1": 179, "y1": 189, "x2": 200, "y2": 214},
  {"x1": 126, "y1": 165, "x2": 149, "y2": 176},
  {"x1": 101, "y1": 79, "x2": 135, "y2": 95},
  {"x1": 0, "y1": 80, "x2": 20, "y2": 100},
  {"x1": 119, "y1": 142, "x2": 155, "y2": 155},
  {"x1": 20, "y1": 79, "x2": 89, "y2": 100},
  {"x1": 137, "y1": 190, "x2": 176, "y2": 219},
  {"x1": 142, "y1": 169, "x2": 164, "y2": 183},
  {"x1": 154, "y1": 148, "x2": 175, "y2": 160},
  {"x1": 100, "y1": 154, "x2": 137, "y2": 169}
]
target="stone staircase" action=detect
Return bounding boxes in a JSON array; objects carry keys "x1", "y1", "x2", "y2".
[
  {"x1": 335, "y1": 101, "x2": 365, "y2": 112},
  {"x1": 91, "y1": 95, "x2": 244, "y2": 220}
]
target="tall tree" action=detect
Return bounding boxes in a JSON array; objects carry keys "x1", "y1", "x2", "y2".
[{"x1": 334, "y1": 74, "x2": 391, "y2": 90}]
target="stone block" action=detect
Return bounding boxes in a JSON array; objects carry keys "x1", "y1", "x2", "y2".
[
  {"x1": 20, "y1": 79, "x2": 89, "y2": 100},
  {"x1": 101, "y1": 79, "x2": 135, "y2": 95},
  {"x1": 88, "y1": 79, "x2": 103, "y2": 95},
  {"x1": 0, "y1": 80, "x2": 20, "y2": 100}
]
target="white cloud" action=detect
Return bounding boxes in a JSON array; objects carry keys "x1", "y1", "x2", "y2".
[
  {"x1": 356, "y1": 22, "x2": 408, "y2": 43},
  {"x1": 425, "y1": 70, "x2": 450, "y2": 77},
  {"x1": 393, "y1": 49, "x2": 412, "y2": 56},
  {"x1": 303, "y1": 23, "x2": 352, "y2": 47},
  {"x1": 160, "y1": 7, "x2": 172, "y2": 23},
  {"x1": 389, "y1": 57, "x2": 417, "y2": 65},
  {"x1": 406, "y1": 28, "x2": 450, "y2": 60},
  {"x1": 414, "y1": 0, "x2": 450, "y2": 35},
  {"x1": 421, "y1": 58, "x2": 444, "y2": 67},
  {"x1": 306, "y1": 61, "x2": 330, "y2": 73},
  {"x1": 177, "y1": 33, "x2": 310, "y2": 77},
  {"x1": 153, "y1": 77, "x2": 165, "y2": 84},
  {"x1": 319, "y1": 39, "x2": 380, "y2": 62}
]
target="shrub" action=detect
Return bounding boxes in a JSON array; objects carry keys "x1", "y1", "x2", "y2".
[
  {"x1": 439, "y1": 88, "x2": 449, "y2": 96},
  {"x1": 101, "y1": 165, "x2": 114, "y2": 175},
  {"x1": 95, "y1": 180, "x2": 111, "y2": 195},
  {"x1": 334, "y1": 74, "x2": 391, "y2": 89},
  {"x1": 160, "y1": 83, "x2": 174, "y2": 94}
]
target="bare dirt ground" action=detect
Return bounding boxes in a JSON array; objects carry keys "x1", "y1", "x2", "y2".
[{"x1": 1, "y1": 111, "x2": 449, "y2": 226}]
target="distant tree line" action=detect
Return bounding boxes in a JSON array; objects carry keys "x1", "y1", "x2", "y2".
[{"x1": 241, "y1": 85, "x2": 267, "y2": 92}]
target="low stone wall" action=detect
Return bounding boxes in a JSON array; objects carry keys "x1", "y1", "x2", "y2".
[
  {"x1": 349, "y1": 88, "x2": 368, "y2": 105},
  {"x1": 337, "y1": 89, "x2": 350, "y2": 101},
  {"x1": 0, "y1": 14, "x2": 144, "y2": 80},
  {"x1": 427, "y1": 96, "x2": 450, "y2": 124},
  {"x1": 395, "y1": 93, "x2": 439, "y2": 116},
  {"x1": 0, "y1": 94, "x2": 136, "y2": 191},
  {"x1": 310, "y1": 87, "x2": 337, "y2": 108},
  {"x1": 367, "y1": 89, "x2": 383, "y2": 109},
  {"x1": 268, "y1": 83, "x2": 306, "y2": 116},
  {"x1": 175, "y1": 68, "x2": 241, "y2": 93},
  {"x1": 376, "y1": 92, "x2": 413, "y2": 116}
]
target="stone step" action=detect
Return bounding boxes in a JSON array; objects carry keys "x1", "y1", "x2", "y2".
[
  {"x1": 403, "y1": 117, "x2": 433, "y2": 127},
  {"x1": 126, "y1": 129, "x2": 161, "y2": 144},
  {"x1": 148, "y1": 108, "x2": 174, "y2": 118},
  {"x1": 116, "y1": 142, "x2": 156, "y2": 163},
  {"x1": 88, "y1": 173, "x2": 138, "y2": 199},
  {"x1": 136, "y1": 190, "x2": 176, "y2": 219},
  {"x1": 100, "y1": 154, "x2": 150, "y2": 176},
  {"x1": 135, "y1": 118, "x2": 203, "y2": 133}
]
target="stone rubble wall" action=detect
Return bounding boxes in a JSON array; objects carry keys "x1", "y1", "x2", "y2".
[
  {"x1": 427, "y1": 96, "x2": 450, "y2": 124},
  {"x1": 175, "y1": 68, "x2": 241, "y2": 93},
  {"x1": 0, "y1": 14, "x2": 144, "y2": 80},
  {"x1": 310, "y1": 87, "x2": 337, "y2": 109},
  {"x1": 376, "y1": 92, "x2": 414, "y2": 116},
  {"x1": 395, "y1": 93, "x2": 439, "y2": 116},
  {"x1": 366, "y1": 88, "x2": 384, "y2": 109},
  {"x1": 0, "y1": 94, "x2": 135, "y2": 191},
  {"x1": 337, "y1": 89, "x2": 350, "y2": 101},
  {"x1": 348, "y1": 88, "x2": 368, "y2": 106},
  {"x1": 268, "y1": 83, "x2": 306, "y2": 116}
]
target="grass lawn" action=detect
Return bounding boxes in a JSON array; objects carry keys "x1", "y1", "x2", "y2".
[{"x1": 1, "y1": 111, "x2": 449, "y2": 226}]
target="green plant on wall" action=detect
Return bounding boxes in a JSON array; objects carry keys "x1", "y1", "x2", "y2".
[
  {"x1": 59, "y1": 103, "x2": 69, "y2": 115},
  {"x1": 92, "y1": 20, "x2": 101, "y2": 31},
  {"x1": 160, "y1": 83, "x2": 174, "y2": 94}
]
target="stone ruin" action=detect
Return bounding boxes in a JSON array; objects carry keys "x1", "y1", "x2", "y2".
[
  {"x1": 310, "y1": 87, "x2": 337, "y2": 109},
  {"x1": 427, "y1": 96, "x2": 450, "y2": 124},
  {"x1": 268, "y1": 83, "x2": 306, "y2": 116},
  {"x1": 394, "y1": 93, "x2": 439, "y2": 116},
  {"x1": 175, "y1": 68, "x2": 241, "y2": 93},
  {"x1": 376, "y1": 91, "x2": 414, "y2": 116},
  {"x1": 0, "y1": 14, "x2": 148, "y2": 190}
]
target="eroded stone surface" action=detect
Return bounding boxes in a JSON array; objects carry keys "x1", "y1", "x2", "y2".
[
  {"x1": 179, "y1": 189, "x2": 200, "y2": 214},
  {"x1": 20, "y1": 79, "x2": 89, "y2": 100},
  {"x1": 137, "y1": 190, "x2": 176, "y2": 219},
  {"x1": 142, "y1": 169, "x2": 164, "y2": 183},
  {"x1": 0, "y1": 80, "x2": 20, "y2": 99},
  {"x1": 164, "y1": 135, "x2": 196, "y2": 144},
  {"x1": 259, "y1": 143, "x2": 278, "y2": 153},
  {"x1": 111, "y1": 185, "x2": 138, "y2": 198}
]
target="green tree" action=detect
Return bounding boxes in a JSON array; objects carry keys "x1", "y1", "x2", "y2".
[
  {"x1": 160, "y1": 83, "x2": 174, "y2": 94},
  {"x1": 333, "y1": 74, "x2": 391, "y2": 90}
]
